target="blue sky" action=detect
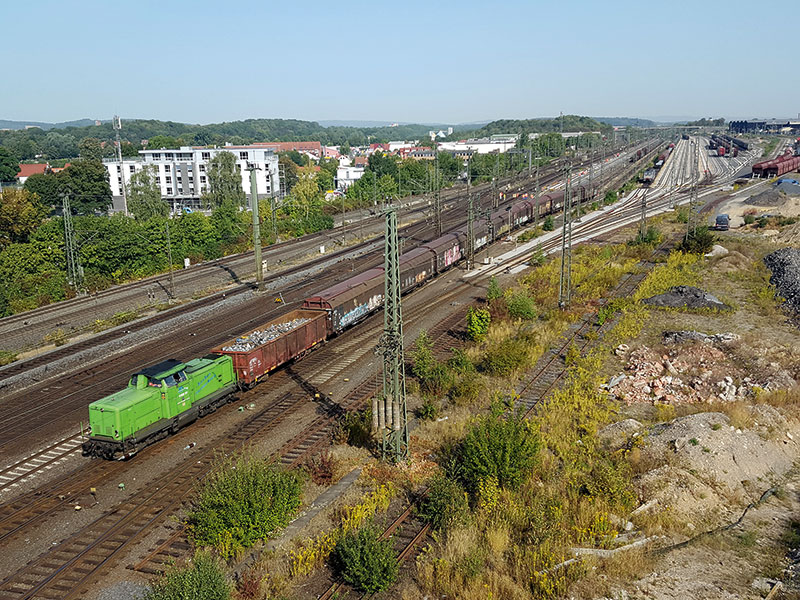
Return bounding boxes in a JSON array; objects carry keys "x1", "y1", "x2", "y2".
[{"x1": 2, "y1": 0, "x2": 795, "y2": 124}]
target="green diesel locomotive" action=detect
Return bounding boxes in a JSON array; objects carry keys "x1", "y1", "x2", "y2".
[{"x1": 82, "y1": 355, "x2": 237, "y2": 460}]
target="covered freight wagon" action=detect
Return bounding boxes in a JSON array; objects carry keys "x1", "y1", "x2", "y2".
[
  {"x1": 214, "y1": 309, "x2": 329, "y2": 385},
  {"x1": 399, "y1": 247, "x2": 436, "y2": 292},
  {"x1": 424, "y1": 233, "x2": 465, "y2": 272},
  {"x1": 303, "y1": 268, "x2": 384, "y2": 333}
]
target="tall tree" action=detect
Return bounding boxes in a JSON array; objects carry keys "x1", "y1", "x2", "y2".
[
  {"x1": 147, "y1": 135, "x2": 183, "y2": 149},
  {"x1": 278, "y1": 155, "x2": 299, "y2": 195},
  {"x1": 203, "y1": 151, "x2": 245, "y2": 208},
  {"x1": 42, "y1": 131, "x2": 78, "y2": 159},
  {"x1": 288, "y1": 167, "x2": 323, "y2": 219},
  {"x1": 128, "y1": 165, "x2": 168, "y2": 220},
  {"x1": 0, "y1": 147, "x2": 19, "y2": 182},
  {"x1": 24, "y1": 172, "x2": 61, "y2": 207},
  {"x1": 79, "y1": 137, "x2": 104, "y2": 161},
  {"x1": 0, "y1": 189, "x2": 45, "y2": 249},
  {"x1": 60, "y1": 159, "x2": 112, "y2": 214}
]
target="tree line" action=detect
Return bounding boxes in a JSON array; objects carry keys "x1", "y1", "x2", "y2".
[
  {"x1": 0, "y1": 118, "x2": 472, "y2": 163},
  {"x1": 0, "y1": 150, "x2": 337, "y2": 317}
]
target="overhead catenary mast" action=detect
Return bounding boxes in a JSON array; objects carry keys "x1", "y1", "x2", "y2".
[
  {"x1": 113, "y1": 116, "x2": 128, "y2": 216},
  {"x1": 558, "y1": 162, "x2": 573, "y2": 309},
  {"x1": 375, "y1": 208, "x2": 409, "y2": 462}
]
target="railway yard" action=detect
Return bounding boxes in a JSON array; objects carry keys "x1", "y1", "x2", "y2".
[{"x1": 3, "y1": 134, "x2": 800, "y2": 600}]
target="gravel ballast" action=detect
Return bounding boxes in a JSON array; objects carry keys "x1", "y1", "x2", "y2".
[
  {"x1": 764, "y1": 247, "x2": 800, "y2": 314},
  {"x1": 642, "y1": 286, "x2": 730, "y2": 311}
]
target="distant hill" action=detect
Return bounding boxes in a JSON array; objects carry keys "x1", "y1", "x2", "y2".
[
  {"x1": 454, "y1": 115, "x2": 613, "y2": 140},
  {"x1": 594, "y1": 117, "x2": 657, "y2": 128},
  {"x1": 0, "y1": 118, "x2": 100, "y2": 131},
  {"x1": 0, "y1": 117, "x2": 475, "y2": 160}
]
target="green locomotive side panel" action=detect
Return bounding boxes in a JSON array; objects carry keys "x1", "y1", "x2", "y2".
[
  {"x1": 87, "y1": 355, "x2": 236, "y2": 444},
  {"x1": 88, "y1": 386, "x2": 160, "y2": 442}
]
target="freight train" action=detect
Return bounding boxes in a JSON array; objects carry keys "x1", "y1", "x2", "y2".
[
  {"x1": 751, "y1": 150, "x2": 800, "y2": 178},
  {"x1": 82, "y1": 186, "x2": 588, "y2": 460},
  {"x1": 709, "y1": 134, "x2": 746, "y2": 157}
]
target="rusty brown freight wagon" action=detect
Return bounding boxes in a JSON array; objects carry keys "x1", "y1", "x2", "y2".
[{"x1": 214, "y1": 309, "x2": 329, "y2": 386}]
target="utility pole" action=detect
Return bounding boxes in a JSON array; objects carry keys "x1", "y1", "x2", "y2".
[
  {"x1": 247, "y1": 163, "x2": 264, "y2": 291},
  {"x1": 165, "y1": 220, "x2": 175, "y2": 299},
  {"x1": 375, "y1": 208, "x2": 409, "y2": 463},
  {"x1": 113, "y1": 116, "x2": 128, "y2": 216},
  {"x1": 62, "y1": 190, "x2": 83, "y2": 294},
  {"x1": 558, "y1": 162, "x2": 573, "y2": 309},
  {"x1": 492, "y1": 153, "x2": 499, "y2": 209},
  {"x1": 534, "y1": 154, "x2": 540, "y2": 229},
  {"x1": 639, "y1": 188, "x2": 648, "y2": 240},
  {"x1": 467, "y1": 160, "x2": 474, "y2": 270},
  {"x1": 433, "y1": 137, "x2": 442, "y2": 236}
]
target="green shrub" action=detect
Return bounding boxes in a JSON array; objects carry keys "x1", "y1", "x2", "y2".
[
  {"x1": 44, "y1": 328, "x2": 68, "y2": 347},
  {"x1": 189, "y1": 454, "x2": 303, "y2": 560},
  {"x1": 506, "y1": 289, "x2": 537, "y2": 320},
  {"x1": 420, "y1": 474, "x2": 469, "y2": 531},
  {"x1": 674, "y1": 207, "x2": 689, "y2": 223},
  {"x1": 447, "y1": 348, "x2": 476, "y2": 374},
  {"x1": 411, "y1": 331, "x2": 453, "y2": 396},
  {"x1": 543, "y1": 215, "x2": 555, "y2": 231},
  {"x1": 628, "y1": 226, "x2": 662, "y2": 247},
  {"x1": 335, "y1": 409, "x2": 373, "y2": 447},
  {"x1": 678, "y1": 226, "x2": 716, "y2": 254},
  {"x1": 486, "y1": 276, "x2": 502, "y2": 301},
  {"x1": 454, "y1": 413, "x2": 540, "y2": 494},
  {"x1": 529, "y1": 245, "x2": 546, "y2": 266},
  {"x1": 743, "y1": 214, "x2": 755, "y2": 225},
  {"x1": 582, "y1": 457, "x2": 636, "y2": 509},
  {"x1": 466, "y1": 307, "x2": 491, "y2": 341},
  {"x1": 144, "y1": 552, "x2": 230, "y2": 600},
  {"x1": 481, "y1": 336, "x2": 531, "y2": 376},
  {"x1": 0, "y1": 350, "x2": 17, "y2": 366},
  {"x1": 603, "y1": 191, "x2": 618, "y2": 205},
  {"x1": 332, "y1": 523, "x2": 398, "y2": 593},
  {"x1": 449, "y1": 372, "x2": 484, "y2": 406},
  {"x1": 416, "y1": 398, "x2": 439, "y2": 421}
]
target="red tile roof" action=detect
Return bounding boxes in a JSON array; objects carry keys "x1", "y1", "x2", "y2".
[{"x1": 16, "y1": 163, "x2": 48, "y2": 178}]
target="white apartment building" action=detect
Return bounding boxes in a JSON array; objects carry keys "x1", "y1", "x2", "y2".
[
  {"x1": 106, "y1": 144, "x2": 280, "y2": 213},
  {"x1": 336, "y1": 165, "x2": 365, "y2": 190}
]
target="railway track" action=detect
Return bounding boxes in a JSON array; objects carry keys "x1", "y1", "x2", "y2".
[
  {"x1": 316, "y1": 493, "x2": 431, "y2": 600},
  {"x1": 128, "y1": 292, "x2": 468, "y2": 578},
  {"x1": 0, "y1": 142, "x2": 654, "y2": 461},
  {"x1": 0, "y1": 268, "x2": 478, "y2": 598}
]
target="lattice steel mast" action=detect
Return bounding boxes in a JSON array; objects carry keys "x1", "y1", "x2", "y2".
[
  {"x1": 377, "y1": 208, "x2": 409, "y2": 462},
  {"x1": 62, "y1": 191, "x2": 83, "y2": 294},
  {"x1": 558, "y1": 162, "x2": 573, "y2": 308}
]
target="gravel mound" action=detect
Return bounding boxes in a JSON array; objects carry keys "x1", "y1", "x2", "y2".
[
  {"x1": 764, "y1": 247, "x2": 800, "y2": 314},
  {"x1": 776, "y1": 181, "x2": 800, "y2": 196},
  {"x1": 746, "y1": 188, "x2": 785, "y2": 206},
  {"x1": 662, "y1": 331, "x2": 739, "y2": 345},
  {"x1": 642, "y1": 286, "x2": 730, "y2": 311},
  {"x1": 636, "y1": 410, "x2": 799, "y2": 528}
]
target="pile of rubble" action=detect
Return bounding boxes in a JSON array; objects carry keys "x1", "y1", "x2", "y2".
[
  {"x1": 222, "y1": 317, "x2": 311, "y2": 352},
  {"x1": 607, "y1": 333, "x2": 753, "y2": 405},
  {"x1": 642, "y1": 286, "x2": 730, "y2": 311},
  {"x1": 764, "y1": 247, "x2": 800, "y2": 314}
]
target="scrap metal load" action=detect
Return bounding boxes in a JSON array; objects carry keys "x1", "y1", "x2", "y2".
[
  {"x1": 222, "y1": 318, "x2": 312, "y2": 352},
  {"x1": 752, "y1": 151, "x2": 800, "y2": 178},
  {"x1": 215, "y1": 310, "x2": 328, "y2": 385}
]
